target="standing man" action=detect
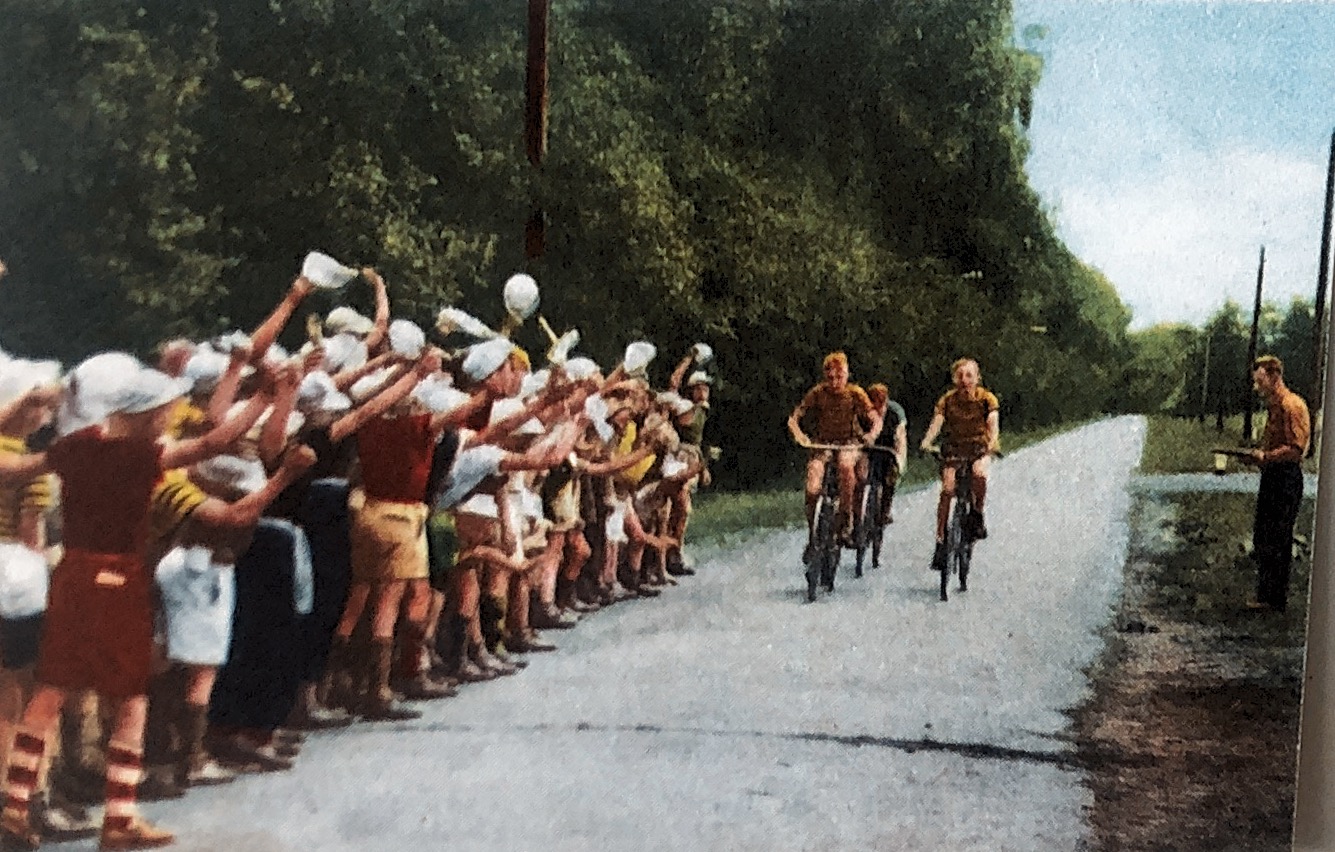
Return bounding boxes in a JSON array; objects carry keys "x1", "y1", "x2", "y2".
[
  {"x1": 788, "y1": 352, "x2": 882, "y2": 549},
  {"x1": 919, "y1": 357, "x2": 1000, "y2": 571},
  {"x1": 1241, "y1": 355, "x2": 1310, "y2": 614}
]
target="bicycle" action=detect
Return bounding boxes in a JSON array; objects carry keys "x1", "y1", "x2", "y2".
[
  {"x1": 853, "y1": 455, "x2": 898, "y2": 577},
  {"x1": 798, "y1": 442, "x2": 895, "y2": 601},
  {"x1": 923, "y1": 446, "x2": 1000, "y2": 602}
]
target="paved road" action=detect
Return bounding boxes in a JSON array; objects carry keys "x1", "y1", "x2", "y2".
[{"x1": 63, "y1": 417, "x2": 1147, "y2": 851}]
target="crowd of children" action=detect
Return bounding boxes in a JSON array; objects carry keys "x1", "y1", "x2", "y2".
[{"x1": 0, "y1": 258, "x2": 715, "y2": 850}]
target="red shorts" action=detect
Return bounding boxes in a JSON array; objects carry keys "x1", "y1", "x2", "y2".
[{"x1": 35, "y1": 550, "x2": 154, "y2": 700}]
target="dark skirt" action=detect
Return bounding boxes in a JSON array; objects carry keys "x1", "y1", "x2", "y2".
[
  {"x1": 209, "y1": 521, "x2": 304, "y2": 730},
  {"x1": 296, "y1": 479, "x2": 352, "y2": 683}
]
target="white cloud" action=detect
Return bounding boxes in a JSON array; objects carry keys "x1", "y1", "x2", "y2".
[{"x1": 1050, "y1": 147, "x2": 1327, "y2": 329}]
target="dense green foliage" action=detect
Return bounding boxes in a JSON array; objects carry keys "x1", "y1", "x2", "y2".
[{"x1": 0, "y1": 0, "x2": 1173, "y2": 487}]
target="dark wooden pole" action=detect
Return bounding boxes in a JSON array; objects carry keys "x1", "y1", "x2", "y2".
[
  {"x1": 1244, "y1": 245, "x2": 1265, "y2": 443},
  {"x1": 523, "y1": 0, "x2": 550, "y2": 262},
  {"x1": 1310, "y1": 130, "x2": 1335, "y2": 432}
]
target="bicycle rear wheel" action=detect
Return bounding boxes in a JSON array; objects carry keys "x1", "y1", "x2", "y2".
[
  {"x1": 942, "y1": 497, "x2": 967, "y2": 602},
  {"x1": 854, "y1": 481, "x2": 878, "y2": 578}
]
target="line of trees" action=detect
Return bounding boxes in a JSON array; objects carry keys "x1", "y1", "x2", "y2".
[
  {"x1": 1118, "y1": 297, "x2": 1319, "y2": 427},
  {"x1": 0, "y1": 0, "x2": 1207, "y2": 487}
]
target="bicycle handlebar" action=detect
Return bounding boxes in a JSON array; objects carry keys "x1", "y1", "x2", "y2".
[
  {"x1": 920, "y1": 446, "x2": 1004, "y2": 462},
  {"x1": 798, "y1": 441, "x2": 897, "y2": 453}
]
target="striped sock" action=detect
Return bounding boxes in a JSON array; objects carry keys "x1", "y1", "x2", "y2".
[
  {"x1": 104, "y1": 740, "x2": 145, "y2": 830},
  {"x1": 1, "y1": 728, "x2": 46, "y2": 822}
]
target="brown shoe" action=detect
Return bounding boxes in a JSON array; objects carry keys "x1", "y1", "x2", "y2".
[
  {"x1": 99, "y1": 815, "x2": 175, "y2": 850},
  {"x1": 531, "y1": 605, "x2": 578, "y2": 630},
  {"x1": 507, "y1": 632, "x2": 556, "y2": 653},
  {"x1": 394, "y1": 673, "x2": 457, "y2": 701}
]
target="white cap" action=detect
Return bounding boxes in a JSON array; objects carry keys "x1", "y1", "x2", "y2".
[
  {"x1": 462, "y1": 338, "x2": 514, "y2": 382},
  {"x1": 488, "y1": 396, "x2": 544, "y2": 436},
  {"x1": 502, "y1": 274, "x2": 540, "y2": 320},
  {"x1": 623, "y1": 341, "x2": 656, "y2": 376},
  {"x1": 321, "y1": 333, "x2": 368, "y2": 373},
  {"x1": 0, "y1": 359, "x2": 61, "y2": 407},
  {"x1": 214, "y1": 330, "x2": 252, "y2": 355},
  {"x1": 301, "y1": 251, "x2": 359, "y2": 290},
  {"x1": 190, "y1": 454, "x2": 270, "y2": 496},
  {"x1": 661, "y1": 456, "x2": 688, "y2": 478},
  {"x1": 262, "y1": 343, "x2": 290, "y2": 366},
  {"x1": 691, "y1": 343, "x2": 714, "y2": 365},
  {"x1": 563, "y1": 357, "x2": 599, "y2": 382},
  {"x1": 389, "y1": 319, "x2": 426, "y2": 358},
  {"x1": 413, "y1": 374, "x2": 470, "y2": 415},
  {"x1": 58, "y1": 352, "x2": 143, "y2": 434},
  {"x1": 297, "y1": 371, "x2": 351, "y2": 414},
  {"x1": 182, "y1": 347, "x2": 231, "y2": 394},
  {"x1": 549, "y1": 328, "x2": 580, "y2": 366},
  {"x1": 436, "y1": 306, "x2": 499, "y2": 340},
  {"x1": 686, "y1": 370, "x2": 713, "y2": 387},
  {"x1": 250, "y1": 404, "x2": 305, "y2": 441},
  {"x1": 109, "y1": 368, "x2": 191, "y2": 415},
  {"x1": 657, "y1": 391, "x2": 694, "y2": 416},
  {"x1": 349, "y1": 369, "x2": 392, "y2": 403},
  {"x1": 519, "y1": 369, "x2": 550, "y2": 400},
  {"x1": 583, "y1": 394, "x2": 613, "y2": 442},
  {"x1": 326, "y1": 306, "x2": 375, "y2": 337}
]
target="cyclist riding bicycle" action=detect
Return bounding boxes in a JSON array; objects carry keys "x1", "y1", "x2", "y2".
[
  {"x1": 863, "y1": 383, "x2": 907, "y2": 526},
  {"x1": 918, "y1": 357, "x2": 999, "y2": 571},
  {"x1": 787, "y1": 351, "x2": 883, "y2": 551}
]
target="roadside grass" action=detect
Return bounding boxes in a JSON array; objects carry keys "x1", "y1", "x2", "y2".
[
  {"x1": 688, "y1": 418, "x2": 1097, "y2": 545},
  {"x1": 1146, "y1": 490, "x2": 1313, "y2": 641},
  {"x1": 1141, "y1": 414, "x2": 1320, "y2": 475}
]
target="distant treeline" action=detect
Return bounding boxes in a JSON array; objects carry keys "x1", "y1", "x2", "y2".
[{"x1": 0, "y1": 0, "x2": 1286, "y2": 487}]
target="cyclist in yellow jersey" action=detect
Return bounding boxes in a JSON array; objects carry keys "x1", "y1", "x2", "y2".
[
  {"x1": 788, "y1": 351, "x2": 882, "y2": 547},
  {"x1": 919, "y1": 358, "x2": 1000, "y2": 570}
]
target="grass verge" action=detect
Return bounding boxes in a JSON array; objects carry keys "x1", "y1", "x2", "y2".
[
  {"x1": 1074, "y1": 487, "x2": 1311, "y2": 851},
  {"x1": 1141, "y1": 414, "x2": 1320, "y2": 475}
]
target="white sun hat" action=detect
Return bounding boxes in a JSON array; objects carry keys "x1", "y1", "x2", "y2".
[
  {"x1": 502, "y1": 273, "x2": 540, "y2": 320},
  {"x1": 686, "y1": 370, "x2": 713, "y2": 388},
  {"x1": 190, "y1": 454, "x2": 270, "y2": 496},
  {"x1": 623, "y1": 341, "x2": 656, "y2": 376},
  {"x1": 0, "y1": 359, "x2": 61, "y2": 408},
  {"x1": 321, "y1": 332, "x2": 368, "y2": 373},
  {"x1": 583, "y1": 394, "x2": 613, "y2": 442},
  {"x1": 548, "y1": 328, "x2": 580, "y2": 366},
  {"x1": 563, "y1": 357, "x2": 599, "y2": 382},
  {"x1": 389, "y1": 319, "x2": 427, "y2": 359},
  {"x1": 656, "y1": 391, "x2": 694, "y2": 416},
  {"x1": 691, "y1": 342, "x2": 714, "y2": 365},
  {"x1": 436, "y1": 306, "x2": 499, "y2": 340},
  {"x1": 214, "y1": 330, "x2": 252, "y2": 355},
  {"x1": 325, "y1": 306, "x2": 376, "y2": 337},
  {"x1": 413, "y1": 374, "x2": 470, "y2": 415},
  {"x1": 519, "y1": 369, "x2": 550, "y2": 400},
  {"x1": 300, "y1": 251, "x2": 359, "y2": 290},
  {"x1": 182, "y1": 347, "x2": 232, "y2": 394},
  {"x1": 58, "y1": 352, "x2": 143, "y2": 434},
  {"x1": 349, "y1": 368, "x2": 393, "y2": 403},
  {"x1": 108, "y1": 367, "x2": 191, "y2": 415},
  {"x1": 488, "y1": 396, "x2": 543, "y2": 437},
  {"x1": 297, "y1": 371, "x2": 351, "y2": 414},
  {"x1": 462, "y1": 338, "x2": 515, "y2": 382}
]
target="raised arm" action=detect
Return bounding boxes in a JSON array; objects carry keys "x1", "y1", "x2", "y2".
[
  {"x1": 191, "y1": 445, "x2": 317, "y2": 530},
  {"x1": 249, "y1": 276, "x2": 315, "y2": 362},
  {"x1": 206, "y1": 343, "x2": 254, "y2": 427},
  {"x1": 361, "y1": 268, "x2": 391, "y2": 354},
  {"x1": 667, "y1": 353, "x2": 693, "y2": 393},
  {"x1": 258, "y1": 363, "x2": 302, "y2": 470},
  {"x1": 327, "y1": 358, "x2": 426, "y2": 444},
  {"x1": 161, "y1": 390, "x2": 271, "y2": 470},
  {"x1": 330, "y1": 351, "x2": 397, "y2": 393}
]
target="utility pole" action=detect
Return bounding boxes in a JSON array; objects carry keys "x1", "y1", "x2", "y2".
[
  {"x1": 1244, "y1": 245, "x2": 1265, "y2": 443},
  {"x1": 524, "y1": 0, "x2": 550, "y2": 263},
  {"x1": 1310, "y1": 129, "x2": 1335, "y2": 455},
  {"x1": 1199, "y1": 329, "x2": 1210, "y2": 425}
]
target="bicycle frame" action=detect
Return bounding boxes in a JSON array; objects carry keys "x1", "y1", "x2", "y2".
[{"x1": 799, "y1": 442, "x2": 896, "y2": 601}]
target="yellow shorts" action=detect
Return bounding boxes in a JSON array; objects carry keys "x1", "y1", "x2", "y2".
[{"x1": 348, "y1": 491, "x2": 429, "y2": 583}]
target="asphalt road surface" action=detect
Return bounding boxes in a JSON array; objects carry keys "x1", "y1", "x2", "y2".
[{"x1": 61, "y1": 416, "x2": 1147, "y2": 851}]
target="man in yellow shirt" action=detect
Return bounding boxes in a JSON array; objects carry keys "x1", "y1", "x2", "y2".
[
  {"x1": 920, "y1": 358, "x2": 1000, "y2": 570},
  {"x1": 788, "y1": 352, "x2": 882, "y2": 548}
]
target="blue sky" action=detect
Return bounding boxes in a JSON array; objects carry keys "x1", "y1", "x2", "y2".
[{"x1": 1012, "y1": 1, "x2": 1335, "y2": 329}]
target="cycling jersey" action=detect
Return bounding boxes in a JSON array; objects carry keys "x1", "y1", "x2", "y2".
[
  {"x1": 795, "y1": 384, "x2": 873, "y2": 444},
  {"x1": 934, "y1": 387, "x2": 999, "y2": 456}
]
